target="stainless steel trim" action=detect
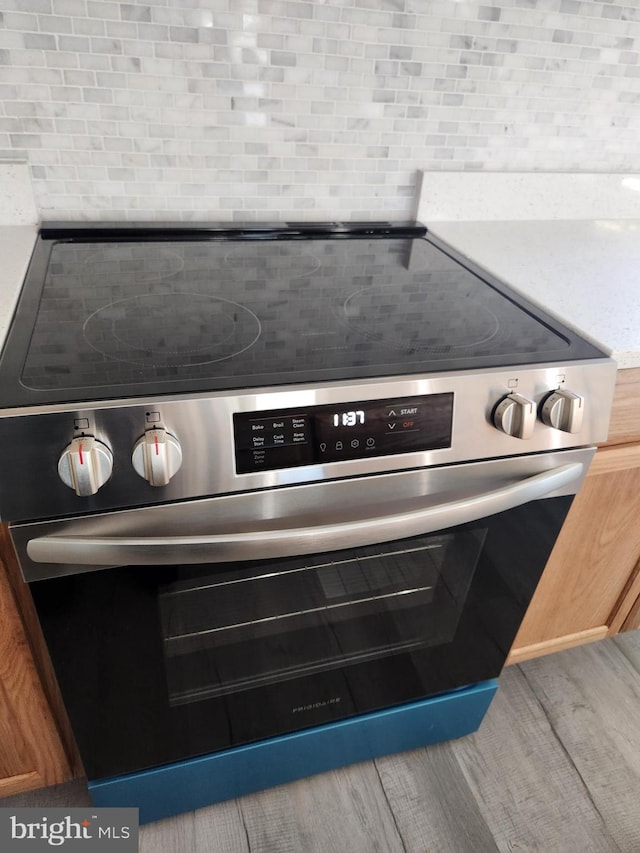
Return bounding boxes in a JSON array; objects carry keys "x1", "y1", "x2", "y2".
[
  {"x1": 14, "y1": 447, "x2": 594, "y2": 581},
  {"x1": 0, "y1": 360, "x2": 615, "y2": 420},
  {"x1": 0, "y1": 360, "x2": 617, "y2": 523}
]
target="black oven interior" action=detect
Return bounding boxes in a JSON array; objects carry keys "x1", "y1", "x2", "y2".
[{"x1": 159, "y1": 527, "x2": 484, "y2": 706}]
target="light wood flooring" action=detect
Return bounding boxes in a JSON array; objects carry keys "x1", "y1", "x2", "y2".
[{"x1": 4, "y1": 632, "x2": 640, "y2": 852}]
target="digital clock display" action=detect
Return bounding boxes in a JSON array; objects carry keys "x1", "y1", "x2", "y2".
[
  {"x1": 333, "y1": 411, "x2": 365, "y2": 427},
  {"x1": 234, "y1": 393, "x2": 453, "y2": 474}
]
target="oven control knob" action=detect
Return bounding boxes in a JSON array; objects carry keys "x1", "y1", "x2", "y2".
[
  {"x1": 131, "y1": 428, "x2": 182, "y2": 487},
  {"x1": 540, "y1": 389, "x2": 584, "y2": 433},
  {"x1": 58, "y1": 436, "x2": 113, "y2": 496},
  {"x1": 493, "y1": 393, "x2": 536, "y2": 440}
]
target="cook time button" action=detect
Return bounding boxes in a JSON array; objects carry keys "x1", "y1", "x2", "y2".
[{"x1": 270, "y1": 420, "x2": 287, "y2": 446}]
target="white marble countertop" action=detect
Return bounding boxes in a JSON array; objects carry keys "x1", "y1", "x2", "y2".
[
  {"x1": 0, "y1": 163, "x2": 39, "y2": 351},
  {"x1": 426, "y1": 219, "x2": 640, "y2": 369},
  {"x1": 0, "y1": 226, "x2": 39, "y2": 349}
]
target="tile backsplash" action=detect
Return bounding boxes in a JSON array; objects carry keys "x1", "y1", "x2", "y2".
[{"x1": 1, "y1": 0, "x2": 639, "y2": 221}]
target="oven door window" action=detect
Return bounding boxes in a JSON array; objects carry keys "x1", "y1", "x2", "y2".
[
  {"x1": 159, "y1": 529, "x2": 486, "y2": 706},
  {"x1": 29, "y1": 495, "x2": 573, "y2": 781}
]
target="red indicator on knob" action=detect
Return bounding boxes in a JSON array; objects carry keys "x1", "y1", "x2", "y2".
[
  {"x1": 132, "y1": 427, "x2": 182, "y2": 487},
  {"x1": 58, "y1": 436, "x2": 113, "y2": 496}
]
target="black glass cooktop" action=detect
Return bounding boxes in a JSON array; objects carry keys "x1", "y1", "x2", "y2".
[{"x1": 0, "y1": 223, "x2": 604, "y2": 408}]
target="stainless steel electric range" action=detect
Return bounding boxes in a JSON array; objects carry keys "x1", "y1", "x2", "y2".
[{"x1": 0, "y1": 222, "x2": 616, "y2": 823}]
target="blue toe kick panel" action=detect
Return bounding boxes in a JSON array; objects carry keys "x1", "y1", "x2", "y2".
[{"x1": 89, "y1": 679, "x2": 497, "y2": 825}]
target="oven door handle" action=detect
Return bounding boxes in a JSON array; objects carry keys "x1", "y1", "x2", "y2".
[{"x1": 26, "y1": 462, "x2": 583, "y2": 567}]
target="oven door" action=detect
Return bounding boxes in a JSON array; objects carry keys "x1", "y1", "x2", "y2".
[{"x1": 13, "y1": 447, "x2": 591, "y2": 782}]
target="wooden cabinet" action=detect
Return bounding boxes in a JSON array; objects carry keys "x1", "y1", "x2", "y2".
[
  {"x1": 621, "y1": 596, "x2": 640, "y2": 631},
  {"x1": 0, "y1": 526, "x2": 78, "y2": 796},
  {"x1": 509, "y1": 367, "x2": 640, "y2": 664}
]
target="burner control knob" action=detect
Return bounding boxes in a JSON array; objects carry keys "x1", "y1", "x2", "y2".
[
  {"x1": 493, "y1": 393, "x2": 536, "y2": 440},
  {"x1": 540, "y1": 389, "x2": 584, "y2": 433},
  {"x1": 132, "y1": 428, "x2": 182, "y2": 487},
  {"x1": 58, "y1": 436, "x2": 113, "y2": 496}
]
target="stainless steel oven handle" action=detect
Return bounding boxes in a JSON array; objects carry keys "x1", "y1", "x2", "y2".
[{"x1": 26, "y1": 462, "x2": 583, "y2": 567}]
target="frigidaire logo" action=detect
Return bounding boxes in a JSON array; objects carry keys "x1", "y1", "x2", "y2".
[
  {"x1": 0, "y1": 808, "x2": 138, "y2": 851},
  {"x1": 292, "y1": 696, "x2": 341, "y2": 714}
]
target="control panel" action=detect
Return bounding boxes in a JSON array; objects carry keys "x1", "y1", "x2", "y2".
[
  {"x1": 233, "y1": 394, "x2": 454, "y2": 474},
  {"x1": 0, "y1": 358, "x2": 614, "y2": 522}
]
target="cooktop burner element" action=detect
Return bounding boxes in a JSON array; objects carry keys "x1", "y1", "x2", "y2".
[
  {"x1": 83, "y1": 244, "x2": 186, "y2": 281},
  {"x1": 78, "y1": 244, "x2": 184, "y2": 282},
  {"x1": 83, "y1": 293, "x2": 261, "y2": 368},
  {"x1": 0, "y1": 222, "x2": 605, "y2": 408},
  {"x1": 343, "y1": 284, "x2": 501, "y2": 354}
]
